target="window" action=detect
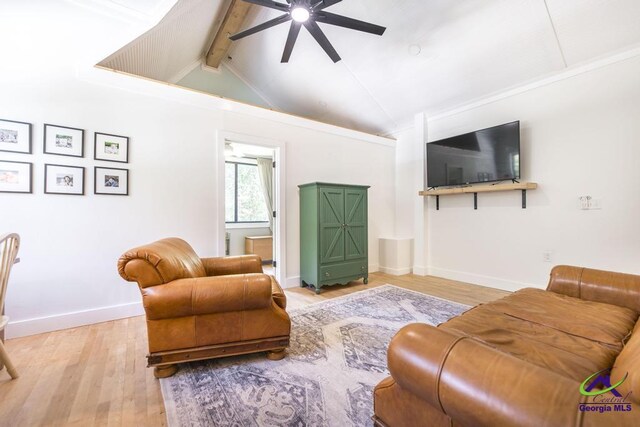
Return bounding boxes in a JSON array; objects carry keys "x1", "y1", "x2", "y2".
[{"x1": 225, "y1": 161, "x2": 269, "y2": 223}]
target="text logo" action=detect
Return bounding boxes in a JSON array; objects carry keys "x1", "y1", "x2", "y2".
[{"x1": 580, "y1": 369, "x2": 628, "y2": 397}]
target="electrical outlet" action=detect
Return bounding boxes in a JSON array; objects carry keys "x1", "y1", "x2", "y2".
[
  {"x1": 579, "y1": 196, "x2": 591, "y2": 210},
  {"x1": 542, "y1": 251, "x2": 553, "y2": 263},
  {"x1": 578, "y1": 196, "x2": 602, "y2": 210}
]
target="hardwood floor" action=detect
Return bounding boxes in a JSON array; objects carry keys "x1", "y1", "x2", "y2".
[{"x1": 0, "y1": 272, "x2": 508, "y2": 426}]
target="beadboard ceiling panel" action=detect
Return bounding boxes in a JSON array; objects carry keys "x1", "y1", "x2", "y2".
[
  {"x1": 99, "y1": 0, "x2": 640, "y2": 135},
  {"x1": 99, "y1": 0, "x2": 227, "y2": 82}
]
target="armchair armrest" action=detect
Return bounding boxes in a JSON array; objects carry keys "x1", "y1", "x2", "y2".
[
  {"x1": 547, "y1": 265, "x2": 640, "y2": 312},
  {"x1": 388, "y1": 324, "x2": 583, "y2": 427},
  {"x1": 141, "y1": 273, "x2": 273, "y2": 320},
  {"x1": 201, "y1": 255, "x2": 263, "y2": 276}
]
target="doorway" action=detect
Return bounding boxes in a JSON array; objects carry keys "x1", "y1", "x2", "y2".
[{"x1": 216, "y1": 132, "x2": 286, "y2": 286}]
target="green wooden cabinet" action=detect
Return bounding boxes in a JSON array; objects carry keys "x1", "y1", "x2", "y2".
[{"x1": 299, "y1": 182, "x2": 369, "y2": 294}]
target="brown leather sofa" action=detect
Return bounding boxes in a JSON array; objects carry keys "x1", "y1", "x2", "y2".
[
  {"x1": 374, "y1": 266, "x2": 640, "y2": 427},
  {"x1": 118, "y1": 238, "x2": 290, "y2": 378}
]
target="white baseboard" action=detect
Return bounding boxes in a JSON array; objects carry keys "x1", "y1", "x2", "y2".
[
  {"x1": 6, "y1": 301, "x2": 144, "y2": 339},
  {"x1": 284, "y1": 276, "x2": 301, "y2": 289},
  {"x1": 412, "y1": 265, "x2": 429, "y2": 276},
  {"x1": 427, "y1": 266, "x2": 537, "y2": 292},
  {"x1": 379, "y1": 266, "x2": 412, "y2": 276}
]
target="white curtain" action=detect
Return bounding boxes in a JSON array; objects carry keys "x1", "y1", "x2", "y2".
[{"x1": 256, "y1": 158, "x2": 274, "y2": 232}]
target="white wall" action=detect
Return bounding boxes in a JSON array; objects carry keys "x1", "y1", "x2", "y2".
[
  {"x1": 419, "y1": 55, "x2": 640, "y2": 291},
  {"x1": 0, "y1": 1, "x2": 395, "y2": 337},
  {"x1": 177, "y1": 64, "x2": 271, "y2": 109},
  {"x1": 394, "y1": 128, "x2": 416, "y2": 238}
]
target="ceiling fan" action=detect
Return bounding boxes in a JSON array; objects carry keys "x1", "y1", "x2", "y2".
[{"x1": 228, "y1": 0, "x2": 386, "y2": 63}]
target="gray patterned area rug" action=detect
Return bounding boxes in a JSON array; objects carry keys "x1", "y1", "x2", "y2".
[{"x1": 160, "y1": 285, "x2": 469, "y2": 427}]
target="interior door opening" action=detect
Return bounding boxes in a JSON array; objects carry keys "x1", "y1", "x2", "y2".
[{"x1": 223, "y1": 141, "x2": 278, "y2": 277}]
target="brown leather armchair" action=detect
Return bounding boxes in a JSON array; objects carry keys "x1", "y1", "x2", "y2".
[{"x1": 118, "y1": 237, "x2": 290, "y2": 378}]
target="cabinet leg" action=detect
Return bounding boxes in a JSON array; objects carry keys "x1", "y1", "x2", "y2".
[
  {"x1": 315, "y1": 286, "x2": 322, "y2": 295},
  {"x1": 363, "y1": 277, "x2": 369, "y2": 285}
]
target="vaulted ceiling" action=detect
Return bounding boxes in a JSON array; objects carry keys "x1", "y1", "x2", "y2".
[{"x1": 100, "y1": 0, "x2": 640, "y2": 136}]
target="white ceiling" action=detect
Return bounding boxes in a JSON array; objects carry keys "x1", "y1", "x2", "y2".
[{"x1": 100, "y1": 0, "x2": 640, "y2": 136}]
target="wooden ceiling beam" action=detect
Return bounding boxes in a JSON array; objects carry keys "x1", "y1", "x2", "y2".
[{"x1": 206, "y1": 0, "x2": 253, "y2": 68}]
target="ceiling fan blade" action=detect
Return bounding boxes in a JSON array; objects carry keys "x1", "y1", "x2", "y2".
[
  {"x1": 240, "y1": 0, "x2": 289, "y2": 12},
  {"x1": 303, "y1": 20, "x2": 341, "y2": 63},
  {"x1": 315, "y1": 11, "x2": 386, "y2": 35},
  {"x1": 229, "y1": 14, "x2": 292, "y2": 41},
  {"x1": 313, "y1": 0, "x2": 342, "y2": 11},
  {"x1": 281, "y1": 22, "x2": 302, "y2": 63}
]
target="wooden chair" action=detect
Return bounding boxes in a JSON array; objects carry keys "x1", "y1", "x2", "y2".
[{"x1": 0, "y1": 233, "x2": 20, "y2": 379}]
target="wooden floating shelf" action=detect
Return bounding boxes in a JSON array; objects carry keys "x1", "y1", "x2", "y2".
[{"x1": 419, "y1": 182, "x2": 538, "y2": 210}]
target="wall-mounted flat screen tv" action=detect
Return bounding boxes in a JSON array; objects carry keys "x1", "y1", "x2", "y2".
[{"x1": 426, "y1": 121, "x2": 520, "y2": 188}]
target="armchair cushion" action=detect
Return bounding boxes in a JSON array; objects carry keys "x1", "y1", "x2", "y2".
[
  {"x1": 142, "y1": 273, "x2": 273, "y2": 320},
  {"x1": 270, "y1": 275, "x2": 286, "y2": 309},
  {"x1": 118, "y1": 237, "x2": 206, "y2": 287},
  {"x1": 201, "y1": 255, "x2": 263, "y2": 276}
]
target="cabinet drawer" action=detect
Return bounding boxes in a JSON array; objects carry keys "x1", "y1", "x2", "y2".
[{"x1": 320, "y1": 261, "x2": 367, "y2": 281}]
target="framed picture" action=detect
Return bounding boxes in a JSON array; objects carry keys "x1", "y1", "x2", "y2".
[
  {"x1": 44, "y1": 164, "x2": 85, "y2": 195},
  {"x1": 0, "y1": 161, "x2": 32, "y2": 193},
  {"x1": 44, "y1": 124, "x2": 84, "y2": 157},
  {"x1": 0, "y1": 119, "x2": 32, "y2": 154},
  {"x1": 95, "y1": 167, "x2": 128, "y2": 196},
  {"x1": 94, "y1": 132, "x2": 129, "y2": 163}
]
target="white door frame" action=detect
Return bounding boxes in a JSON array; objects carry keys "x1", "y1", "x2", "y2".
[{"x1": 216, "y1": 130, "x2": 287, "y2": 286}]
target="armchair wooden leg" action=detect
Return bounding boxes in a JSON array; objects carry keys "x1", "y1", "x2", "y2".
[
  {"x1": 266, "y1": 349, "x2": 286, "y2": 360},
  {"x1": 0, "y1": 339, "x2": 18, "y2": 379},
  {"x1": 153, "y1": 364, "x2": 178, "y2": 379}
]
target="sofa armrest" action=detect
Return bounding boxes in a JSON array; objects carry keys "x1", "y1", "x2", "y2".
[
  {"x1": 141, "y1": 273, "x2": 273, "y2": 320},
  {"x1": 201, "y1": 255, "x2": 263, "y2": 276},
  {"x1": 388, "y1": 324, "x2": 583, "y2": 427},
  {"x1": 547, "y1": 265, "x2": 640, "y2": 312}
]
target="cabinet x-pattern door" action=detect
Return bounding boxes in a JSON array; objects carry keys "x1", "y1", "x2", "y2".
[{"x1": 319, "y1": 187, "x2": 345, "y2": 264}]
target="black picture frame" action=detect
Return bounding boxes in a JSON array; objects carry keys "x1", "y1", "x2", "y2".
[
  {"x1": 44, "y1": 164, "x2": 85, "y2": 196},
  {"x1": 94, "y1": 132, "x2": 129, "y2": 163},
  {"x1": 43, "y1": 124, "x2": 85, "y2": 158},
  {"x1": 94, "y1": 166, "x2": 129, "y2": 196},
  {"x1": 0, "y1": 160, "x2": 33, "y2": 193},
  {"x1": 0, "y1": 119, "x2": 32, "y2": 154}
]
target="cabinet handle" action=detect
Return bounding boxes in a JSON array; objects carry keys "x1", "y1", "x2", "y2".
[
  {"x1": 342, "y1": 223, "x2": 346, "y2": 228},
  {"x1": 361, "y1": 266, "x2": 365, "y2": 270},
  {"x1": 325, "y1": 272, "x2": 330, "y2": 277}
]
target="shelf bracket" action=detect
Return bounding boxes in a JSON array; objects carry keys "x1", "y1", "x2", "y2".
[
  {"x1": 522, "y1": 190, "x2": 527, "y2": 209},
  {"x1": 473, "y1": 193, "x2": 478, "y2": 210},
  {"x1": 436, "y1": 195, "x2": 439, "y2": 210}
]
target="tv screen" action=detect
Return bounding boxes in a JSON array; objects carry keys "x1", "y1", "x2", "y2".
[{"x1": 426, "y1": 121, "x2": 520, "y2": 187}]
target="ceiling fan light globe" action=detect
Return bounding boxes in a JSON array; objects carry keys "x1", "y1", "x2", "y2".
[{"x1": 291, "y1": 7, "x2": 310, "y2": 23}]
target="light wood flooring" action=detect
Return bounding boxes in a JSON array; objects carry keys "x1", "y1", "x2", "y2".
[{"x1": 0, "y1": 272, "x2": 508, "y2": 426}]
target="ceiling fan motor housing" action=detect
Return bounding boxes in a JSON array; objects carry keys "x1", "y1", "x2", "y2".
[{"x1": 229, "y1": 0, "x2": 386, "y2": 63}]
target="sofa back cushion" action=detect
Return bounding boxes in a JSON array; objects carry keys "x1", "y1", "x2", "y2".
[
  {"x1": 118, "y1": 237, "x2": 206, "y2": 288},
  {"x1": 548, "y1": 265, "x2": 640, "y2": 313},
  {"x1": 611, "y1": 321, "x2": 640, "y2": 404}
]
